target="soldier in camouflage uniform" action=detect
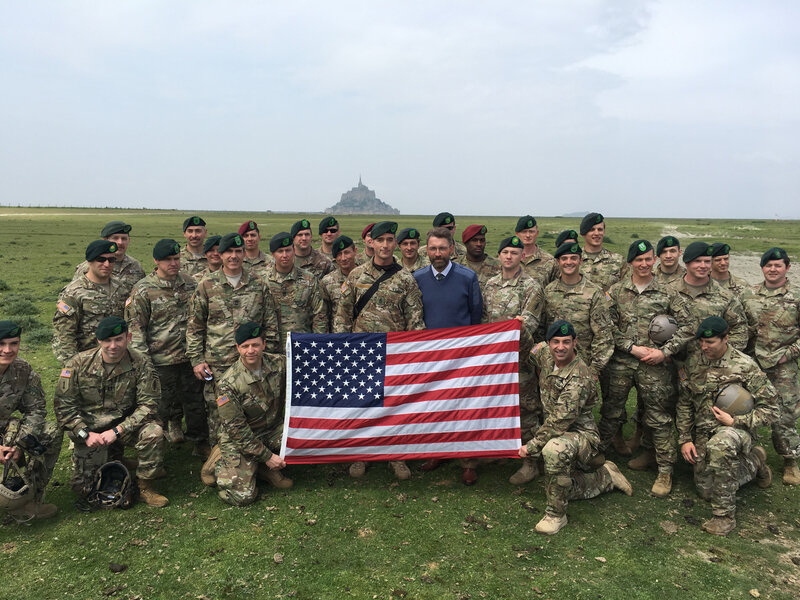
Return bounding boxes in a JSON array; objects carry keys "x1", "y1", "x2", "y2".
[
  {"x1": 318, "y1": 216, "x2": 341, "y2": 259},
  {"x1": 542, "y1": 243, "x2": 614, "y2": 377},
  {"x1": 678, "y1": 316, "x2": 777, "y2": 536},
  {"x1": 334, "y1": 221, "x2": 425, "y2": 480},
  {"x1": 192, "y1": 235, "x2": 223, "y2": 283},
  {"x1": 320, "y1": 236, "x2": 358, "y2": 331},
  {"x1": 555, "y1": 229, "x2": 578, "y2": 250},
  {"x1": 125, "y1": 239, "x2": 208, "y2": 454},
  {"x1": 291, "y1": 219, "x2": 334, "y2": 279},
  {"x1": 239, "y1": 220, "x2": 271, "y2": 272},
  {"x1": 396, "y1": 227, "x2": 429, "y2": 273},
  {"x1": 73, "y1": 221, "x2": 145, "y2": 297},
  {"x1": 520, "y1": 321, "x2": 633, "y2": 535},
  {"x1": 482, "y1": 236, "x2": 544, "y2": 485},
  {"x1": 516, "y1": 216, "x2": 559, "y2": 288},
  {"x1": 710, "y1": 242, "x2": 749, "y2": 296},
  {"x1": 419, "y1": 212, "x2": 467, "y2": 259},
  {"x1": 579, "y1": 212, "x2": 628, "y2": 291},
  {"x1": 54, "y1": 317, "x2": 169, "y2": 508},
  {"x1": 655, "y1": 236, "x2": 685, "y2": 287},
  {"x1": 212, "y1": 322, "x2": 291, "y2": 505},
  {"x1": 742, "y1": 247, "x2": 800, "y2": 484},
  {"x1": 265, "y1": 232, "x2": 328, "y2": 349},
  {"x1": 180, "y1": 216, "x2": 209, "y2": 277},
  {"x1": 454, "y1": 224, "x2": 500, "y2": 290},
  {"x1": 53, "y1": 240, "x2": 128, "y2": 364},
  {"x1": 0, "y1": 320, "x2": 62, "y2": 519},
  {"x1": 357, "y1": 223, "x2": 376, "y2": 266},
  {"x1": 186, "y1": 233, "x2": 280, "y2": 448}
]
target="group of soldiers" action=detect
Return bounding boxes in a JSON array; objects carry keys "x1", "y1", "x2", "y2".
[{"x1": 1, "y1": 211, "x2": 798, "y2": 537}]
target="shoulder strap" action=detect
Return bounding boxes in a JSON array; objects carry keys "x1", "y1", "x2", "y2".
[{"x1": 353, "y1": 263, "x2": 402, "y2": 321}]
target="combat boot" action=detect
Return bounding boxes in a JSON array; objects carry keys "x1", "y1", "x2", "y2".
[
  {"x1": 201, "y1": 444, "x2": 221, "y2": 486},
  {"x1": 701, "y1": 516, "x2": 736, "y2": 536},
  {"x1": 752, "y1": 446, "x2": 772, "y2": 488},
  {"x1": 627, "y1": 424, "x2": 643, "y2": 453},
  {"x1": 535, "y1": 513, "x2": 567, "y2": 535},
  {"x1": 603, "y1": 461, "x2": 633, "y2": 496},
  {"x1": 121, "y1": 456, "x2": 139, "y2": 471},
  {"x1": 257, "y1": 464, "x2": 293, "y2": 489},
  {"x1": 389, "y1": 460, "x2": 411, "y2": 481},
  {"x1": 783, "y1": 458, "x2": 800, "y2": 485},
  {"x1": 651, "y1": 473, "x2": 672, "y2": 498},
  {"x1": 138, "y1": 479, "x2": 169, "y2": 508},
  {"x1": 509, "y1": 457, "x2": 539, "y2": 485},
  {"x1": 166, "y1": 420, "x2": 185, "y2": 444},
  {"x1": 349, "y1": 461, "x2": 366, "y2": 478},
  {"x1": 192, "y1": 441, "x2": 211, "y2": 459},
  {"x1": 612, "y1": 431, "x2": 631, "y2": 456},
  {"x1": 627, "y1": 449, "x2": 657, "y2": 471},
  {"x1": 8, "y1": 500, "x2": 58, "y2": 520}
]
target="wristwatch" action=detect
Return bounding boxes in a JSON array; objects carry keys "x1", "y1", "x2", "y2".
[
  {"x1": 112, "y1": 426, "x2": 122, "y2": 438},
  {"x1": 77, "y1": 428, "x2": 89, "y2": 440}
]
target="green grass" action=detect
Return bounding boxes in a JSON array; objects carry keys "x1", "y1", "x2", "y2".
[{"x1": 1, "y1": 209, "x2": 799, "y2": 599}]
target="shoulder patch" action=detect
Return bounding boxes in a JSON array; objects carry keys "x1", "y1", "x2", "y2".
[
  {"x1": 125, "y1": 296, "x2": 133, "y2": 307},
  {"x1": 340, "y1": 281, "x2": 348, "y2": 294},
  {"x1": 604, "y1": 291, "x2": 611, "y2": 301},
  {"x1": 57, "y1": 301, "x2": 72, "y2": 314},
  {"x1": 677, "y1": 368, "x2": 687, "y2": 382},
  {"x1": 60, "y1": 368, "x2": 72, "y2": 378},
  {"x1": 531, "y1": 341, "x2": 547, "y2": 355},
  {"x1": 216, "y1": 394, "x2": 231, "y2": 407}
]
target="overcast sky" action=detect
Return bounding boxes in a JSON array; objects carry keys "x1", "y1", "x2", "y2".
[{"x1": 1, "y1": 1, "x2": 798, "y2": 218}]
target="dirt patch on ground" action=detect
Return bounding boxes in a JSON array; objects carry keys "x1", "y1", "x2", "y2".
[{"x1": 729, "y1": 252, "x2": 764, "y2": 286}]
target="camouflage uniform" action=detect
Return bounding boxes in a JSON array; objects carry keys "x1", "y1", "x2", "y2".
[
  {"x1": 180, "y1": 245, "x2": 208, "y2": 277},
  {"x1": 52, "y1": 275, "x2": 128, "y2": 364},
  {"x1": 192, "y1": 266, "x2": 220, "y2": 283},
  {"x1": 294, "y1": 249, "x2": 334, "y2": 280},
  {"x1": 355, "y1": 248, "x2": 372, "y2": 266},
  {"x1": 264, "y1": 265, "x2": 328, "y2": 348},
  {"x1": 244, "y1": 251, "x2": 272, "y2": 273},
  {"x1": 520, "y1": 246, "x2": 560, "y2": 288},
  {"x1": 713, "y1": 273, "x2": 749, "y2": 297},
  {"x1": 73, "y1": 254, "x2": 145, "y2": 298},
  {"x1": 542, "y1": 276, "x2": 614, "y2": 376},
  {"x1": 320, "y1": 268, "x2": 348, "y2": 331},
  {"x1": 677, "y1": 345, "x2": 779, "y2": 517},
  {"x1": 214, "y1": 357, "x2": 285, "y2": 506},
  {"x1": 186, "y1": 268, "x2": 279, "y2": 445},
  {"x1": 525, "y1": 344, "x2": 614, "y2": 518},
  {"x1": 454, "y1": 254, "x2": 500, "y2": 290},
  {"x1": 654, "y1": 264, "x2": 686, "y2": 288},
  {"x1": 125, "y1": 271, "x2": 207, "y2": 442},
  {"x1": 399, "y1": 252, "x2": 430, "y2": 273},
  {"x1": 53, "y1": 347, "x2": 165, "y2": 495},
  {"x1": 581, "y1": 248, "x2": 629, "y2": 291},
  {"x1": 0, "y1": 358, "x2": 63, "y2": 501},
  {"x1": 742, "y1": 279, "x2": 800, "y2": 458}
]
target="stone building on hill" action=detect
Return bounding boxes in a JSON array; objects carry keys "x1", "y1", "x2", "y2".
[{"x1": 325, "y1": 177, "x2": 400, "y2": 215}]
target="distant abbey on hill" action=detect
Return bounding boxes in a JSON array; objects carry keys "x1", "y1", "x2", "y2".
[{"x1": 325, "y1": 178, "x2": 400, "y2": 215}]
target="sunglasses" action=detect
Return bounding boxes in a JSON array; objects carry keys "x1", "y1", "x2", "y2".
[
  {"x1": 324, "y1": 227, "x2": 339, "y2": 234},
  {"x1": 94, "y1": 256, "x2": 117, "y2": 263}
]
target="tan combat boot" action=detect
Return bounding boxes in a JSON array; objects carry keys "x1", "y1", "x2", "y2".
[
  {"x1": 389, "y1": 460, "x2": 411, "y2": 481},
  {"x1": 702, "y1": 516, "x2": 736, "y2": 536},
  {"x1": 783, "y1": 458, "x2": 800, "y2": 485},
  {"x1": 612, "y1": 431, "x2": 631, "y2": 456},
  {"x1": 201, "y1": 444, "x2": 221, "y2": 486},
  {"x1": 348, "y1": 461, "x2": 366, "y2": 478},
  {"x1": 138, "y1": 479, "x2": 169, "y2": 508},
  {"x1": 535, "y1": 513, "x2": 568, "y2": 535},
  {"x1": 651, "y1": 473, "x2": 672, "y2": 498},
  {"x1": 8, "y1": 500, "x2": 58, "y2": 520},
  {"x1": 509, "y1": 457, "x2": 539, "y2": 485},
  {"x1": 752, "y1": 446, "x2": 772, "y2": 488},
  {"x1": 603, "y1": 461, "x2": 633, "y2": 496},
  {"x1": 627, "y1": 424, "x2": 643, "y2": 453},
  {"x1": 166, "y1": 420, "x2": 185, "y2": 444},
  {"x1": 257, "y1": 464, "x2": 293, "y2": 489},
  {"x1": 627, "y1": 449, "x2": 657, "y2": 471}
]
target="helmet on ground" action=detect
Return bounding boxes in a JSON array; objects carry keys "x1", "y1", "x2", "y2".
[
  {"x1": 649, "y1": 314, "x2": 678, "y2": 345},
  {"x1": 0, "y1": 459, "x2": 33, "y2": 512},
  {"x1": 714, "y1": 383, "x2": 754, "y2": 416},
  {"x1": 87, "y1": 461, "x2": 136, "y2": 510}
]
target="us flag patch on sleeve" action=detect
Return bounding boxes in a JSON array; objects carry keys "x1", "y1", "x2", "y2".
[
  {"x1": 57, "y1": 301, "x2": 72, "y2": 313},
  {"x1": 60, "y1": 369, "x2": 72, "y2": 378},
  {"x1": 125, "y1": 297, "x2": 132, "y2": 307},
  {"x1": 216, "y1": 394, "x2": 231, "y2": 407},
  {"x1": 531, "y1": 342, "x2": 547, "y2": 355}
]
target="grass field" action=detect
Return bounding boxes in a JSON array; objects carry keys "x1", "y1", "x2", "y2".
[{"x1": 1, "y1": 208, "x2": 799, "y2": 600}]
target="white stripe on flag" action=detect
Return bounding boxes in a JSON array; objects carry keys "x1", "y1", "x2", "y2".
[
  {"x1": 384, "y1": 372, "x2": 517, "y2": 396},
  {"x1": 285, "y1": 439, "x2": 518, "y2": 457},
  {"x1": 384, "y1": 352, "x2": 519, "y2": 376},
  {"x1": 387, "y1": 329, "x2": 519, "y2": 354}
]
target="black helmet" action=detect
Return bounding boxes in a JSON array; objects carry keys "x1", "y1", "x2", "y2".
[{"x1": 87, "y1": 461, "x2": 137, "y2": 510}]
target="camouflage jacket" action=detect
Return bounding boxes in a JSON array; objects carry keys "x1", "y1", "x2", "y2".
[
  {"x1": 580, "y1": 247, "x2": 628, "y2": 291},
  {"x1": 125, "y1": 271, "x2": 197, "y2": 366},
  {"x1": 542, "y1": 276, "x2": 614, "y2": 375},
  {"x1": 265, "y1": 265, "x2": 327, "y2": 348},
  {"x1": 676, "y1": 345, "x2": 778, "y2": 444},
  {"x1": 742, "y1": 279, "x2": 800, "y2": 369},
  {"x1": 521, "y1": 246, "x2": 559, "y2": 288},
  {"x1": 654, "y1": 264, "x2": 686, "y2": 288},
  {"x1": 180, "y1": 245, "x2": 208, "y2": 277},
  {"x1": 52, "y1": 275, "x2": 128, "y2": 364},
  {"x1": 294, "y1": 249, "x2": 334, "y2": 280},
  {"x1": 355, "y1": 249, "x2": 373, "y2": 266},
  {"x1": 320, "y1": 268, "x2": 348, "y2": 331},
  {"x1": 216, "y1": 356, "x2": 284, "y2": 461},
  {"x1": 334, "y1": 260, "x2": 425, "y2": 333},
  {"x1": 186, "y1": 268, "x2": 279, "y2": 369},
  {"x1": 525, "y1": 344, "x2": 600, "y2": 456},
  {"x1": 399, "y1": 252, "x2": 430, "y2": 273},
  {"x1": 73, "y1": 254, "x2": 145, "y2": 297},
  {"x1": 482, "y1": 270, "x2": 544, "y2": 355},
  {"x1": 712, "y1": 273, "x2": 749, "y2": 297},
  {"x1": 244, "y1": 250, "x2": 272, "y2": 272},
  {"x1": 0, "y1": 359, "x2": 47, "y2": 442},
  {"x1": 192, "y1": 266, "x2": 221, "y2": 283},
  {"x1": 454, "y1": 254, "x2": 500, "y2": 290},
  {"x1": 54, "y1": 347, "x2": 160, "y2": 435}
]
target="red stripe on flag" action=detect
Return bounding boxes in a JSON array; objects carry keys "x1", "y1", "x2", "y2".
[
  {"x1": 383, "y1": 361, "x2": 517, "y2": 385},
  {"x1": 286, "y1": 427, "x2": 520, "y2": 449},
  {"x1": 385, "y1": 340, "x2": 518, "y2": 365},
  {"x1": 384, "y1": 382, "x2": 519, "y2": 406},
  {"x1": 285, "y1": 449, "x2": 520, "y2": 464},
  {"x1": 387, "y1": 319, "x2": 521, "y2": 344}
]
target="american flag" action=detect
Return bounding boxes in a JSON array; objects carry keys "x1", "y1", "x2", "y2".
[{"x1": 281, "y1": 319, "x2": 522, "y2": 464}]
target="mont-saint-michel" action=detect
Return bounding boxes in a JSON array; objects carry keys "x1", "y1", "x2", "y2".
[{"x1": 325, "y1": 178, "x2": 400, "y2": 215}]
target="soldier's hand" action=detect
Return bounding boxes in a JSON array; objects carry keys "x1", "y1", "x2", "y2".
[
  {"x1": 193, "y1": 363, "x2": 212, "y2": 381},
  {"x1": 630, "y1": 345, "x2": 650, "y2": 360},
  {"x1": 518, "y1": 445, "x2": 530, "y2": 458},
  {"x1": 778, "y1": 353, "x2": 789, "y2": 365},
  {"x1": 99, "y1": 429, "x2": 118, "y2": 445},
  {"x1": 266, "y1": 454, "x2": 286, "y2": 470},
  {"x1": 641, "y1": 348, "x2": 666, "y2": 365},
  {"x1": 711, "y1": 405, "x2": 734, "y2": 426},
  {"x1": 0, "y1": 445, "x2": 22, "y2": 464},
  {"x1": 681, "y1": 441, "x2": 698, "y2": 464},
  {"x1": 86, "y1": 431, "x2": 107, "y2": 448}
]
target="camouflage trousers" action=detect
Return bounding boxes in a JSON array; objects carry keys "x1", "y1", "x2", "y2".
[
  {"x1": 541, "y1": 432, "x2": 611, "y2": 517},
  {"x1": 764, "y1": 361, "x2": 800, "y2": 458},
  {"x1": 202, "y1": 363, "x2": 233, "y2": 447},
  {"x1": 67, "y1": 422, "x2": 165, "y2": 497},
  {"x1": 3, "y1": 421, "x2": 64, "y2": 502},
  {"x1": 156, "y1": 363, "x2": 208, "y2": 443},
  {"x1": 692, "y1": 427, "x2": 760, "y2": 518},
  {"x1": 215, "y1": 425, "x2": 284, "y2": 506}
]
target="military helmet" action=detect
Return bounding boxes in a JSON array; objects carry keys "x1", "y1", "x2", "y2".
[
  {"x1": 0, "y1": 459, "x2": 33, "y2": 512},
  {"x1": 714, "y1": 383, "x2": 754, "y2": 416},
  {"x1": 87, "y1": 461, "x2": 136, "y2": 510},
  {"x1": 648, "y1": 314, "x2": 678, "y2": 345}
]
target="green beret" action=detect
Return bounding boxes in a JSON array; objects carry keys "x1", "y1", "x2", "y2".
[
  {"x1": 627, "y1": 239, "x2": 654, "y2": 263},
  {"x1": 235, "y1": 321, "x2": 262, "y2": 345},
  {"x1": 497, "y1": 236, "x2": 523, "y2": 253},
  {"x1": 182, "y1": 216, "x2": 206, "y2": 231},
  {"x1": 218, "y1": 233, "x2": 244, "y2": 254},
  {"x1": 656, "y1": 236, "x2": 680, "y2": 256},
  {"x1": 682, "y1": 241, "x2": 712, "y2": 263},
  {"x1": 290, "y1": 219, "x2": 312, "y2": 238},
  {"x1": 396, "y1": 228, "x2": 420, "y2": 243},
  {"x1": 555, "y1": 230, "x2": 578, "y2": 248},
  {"x1": 270, "y1": 232, "x2": 293, "y2": 253},
  {"x1": 0, "y1": 320, "x2": 22, "y2": 340},
  {"x1": 331, "y1": 235, "x2": 355, "y2": 258},
  {"x1": 696, "y1": 316, "x2": 729, "y2": 339},
  {"x1": 432, "y1": 212, "x2": 454, "y2": 227},
  {"x1": 761, "y1": 247, "x2": 789, "y2": 268},
  {"x1": 319, "y1": 216, "x2": 339, "y2": 234},
  {"x1": 85, "y1": 240, "x2": 117, "y2": 262},
  {"x1": 371, "y1": 221, "x2": 398, "y2": 239},
  {"x1": 101, "y1": 221, "x2": 131, "y2": 237},
  {"x1": 515, "y1": 216, "x2": 537, "y2": 232},
  {"x1": 579, "y1": 212, "x2": 604, "y2": 236},
  {"x1": 203, "y1": 235, "x2": 222, "y2": 254},
  {"x1": 546, "y1": 320, "x2": 576, "y2": 341},
  {"x1": 710, "y1": 242, "x2": 731, "y2": 257},
  {"x1": 554, "y1": 242, "x2": 582, "y2": 260},
  {"x1": 153, "y1": 238, "x2": 181, "y2": 260},
  {"x1": 96, "y1": 316, "x2": 128, "y2": 340}
]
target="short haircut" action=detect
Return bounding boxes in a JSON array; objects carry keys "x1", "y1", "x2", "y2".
[{"x1": 426, "y1": 227, "x2": 454, "y2": 246}]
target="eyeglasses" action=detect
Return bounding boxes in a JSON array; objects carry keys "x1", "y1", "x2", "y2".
[
  {"x1": 443, "y1": 225, "x2": 455, "y2": 231},
  {"x1": 94, "y1": 256, "x2": 117, "y2": 263},
  {"x1": 324, "y1": 227, "x2": 339, "y2": 234}
]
